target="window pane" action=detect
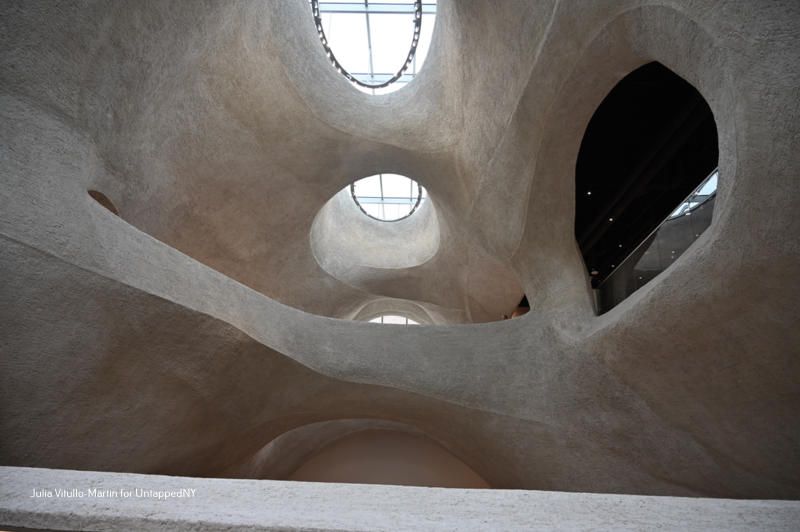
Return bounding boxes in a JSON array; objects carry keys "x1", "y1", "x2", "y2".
[
  {"x1": 369, "y1": 13, "x2": 416, "y2": 74},
  {"x1": 415, "y1": 14, "x2": 436, "y2": 71},
  {"x1": 381, "y1": 174, "x2": 413, "y2": 199},
  {"x1": 322, "y1": 13, "x2": 370, "y2": 74},
  {"x1": 353, "y1": 174, "x2": 382, "y2": 198},
  {"x1": 363, "y1": 203, "x2": 384, "y2": 219}
]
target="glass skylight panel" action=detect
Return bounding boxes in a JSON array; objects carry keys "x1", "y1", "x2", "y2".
[
  {"x1": 381, "y1": 203, "x2": 400, "y2": 220},
  {"x1": 369, "y1": 314, "x2": 419, "y2": 325},
  {"x1": 363, "y1": 203, "x2": 384, "y2": 219},
  {"x1": 312, "y1": 1, "x2": 437, "y2": 94},
  {"x1": 381, "y1": 174, "x2": 413, "y2": 199},
  {"x1": 353, "y1": 174, "x2": 382, "y2": 198},
  {"x1": 350, "y1": 174, "x2": 425, "y2": 221},
  {"x1": 321, "y1": 13, "x2": 371, "y2": 74},
  {"x1": 370, "y1": 14, "x2": 415, "y2": 74}
]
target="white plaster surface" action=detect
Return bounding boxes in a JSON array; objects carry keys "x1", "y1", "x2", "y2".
[
  {"x1": 1, "y1": 467, "x2": 799, "y2": 532},
  {"x1": 1, "y1": 0, "x2": 799, "y2": 505}
]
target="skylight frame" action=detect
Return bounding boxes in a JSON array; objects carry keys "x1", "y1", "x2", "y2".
[
  {"x1": 311, "y1": 0, "x2": 437, "y2": 92},
  {"x1": 350, "y1": 174, "x2": 425, "y2": 222}
]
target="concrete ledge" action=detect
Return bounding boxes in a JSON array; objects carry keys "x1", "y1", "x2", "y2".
[{"x1": 1, "y1": 467, "x2": 799, "y2": 531}]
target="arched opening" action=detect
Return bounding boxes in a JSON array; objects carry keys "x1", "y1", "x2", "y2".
[
  {"x1": 88, "y1": 190, "x2": 120, "y2": 215},
  {"x1": 309, "y1": 175, "x2": 440, "y2": 283},
  {"x1": 575, "y1": 62, "x2": 718, "y2": 313},
  {"x1": 287, "y1": 429, "x2": 490, "y2": 488},
  {"x1": 503, "y1": 295, "x2": 529, "y2": 320},
  {"x1": 351, "y1": 173, "x2": 427, "y2": 222}
]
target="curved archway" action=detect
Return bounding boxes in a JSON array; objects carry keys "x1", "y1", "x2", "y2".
[
  {"x1": 288, "y1": 428, "x2": 490, "y2": 488},
  {"x1": 575, "y1": 61, "x2": 718, "y2": 312},
  {"x1": 348, "y1": 297, "x2": 442, "y2": 324},
  {"x1": 310, "y1": 181, "x2": 440, "y2": 276}
]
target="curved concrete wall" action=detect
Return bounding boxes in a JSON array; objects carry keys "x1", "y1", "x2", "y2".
[
  {"x1": 1, "y1": 0, "x2": 799, "y2": 500},
  {"x1": 311, "y1": 188, "x2": 441, "y2": 274}
]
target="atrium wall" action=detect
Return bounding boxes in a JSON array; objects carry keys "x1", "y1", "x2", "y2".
[{"x1": 1, "y1": 0, "x2": 799, "y2": 501}]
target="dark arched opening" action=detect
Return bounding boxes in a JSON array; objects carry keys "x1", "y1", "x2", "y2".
[{"x1": 575, "y1": 62, "x2": 718, "y2": 313}]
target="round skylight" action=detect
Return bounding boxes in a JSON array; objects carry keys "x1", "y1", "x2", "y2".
[
  {"x1": 310, "y1": 0, "x2": 437, "y2": 94},
  {"x1": 369, "y1": 314, "x2": 419, "y2": 325},
  {"x1": 351, "y1": 174, "x2": 426, "y2": 222}
]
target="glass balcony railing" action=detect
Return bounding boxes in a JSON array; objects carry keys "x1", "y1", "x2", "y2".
[{"x1": 595, "y1": 169, "x2": 718, "y2": 313}]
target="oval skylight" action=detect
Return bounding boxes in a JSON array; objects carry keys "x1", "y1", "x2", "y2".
[
  {"x1": 369, "y1": 314, "x2": 419, "y2": 325},
  {"x1": 351, "y1": 174, "x2": 427, "y2": 221},
  {"x1": 310, "y1": 0, "x2": 437, "y2": 94}
]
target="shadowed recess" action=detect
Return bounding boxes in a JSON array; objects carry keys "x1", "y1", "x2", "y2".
[{"x1": 288, "y1": 429, "x2": 491, "y2": 488}]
